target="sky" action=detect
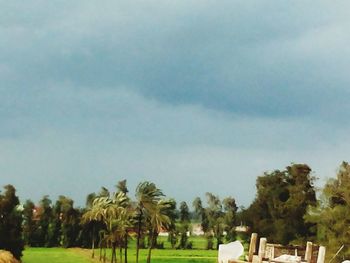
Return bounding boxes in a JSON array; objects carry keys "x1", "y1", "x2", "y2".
[{"x1": 1, "y1": 1, "x2": 350, "y2": 207}]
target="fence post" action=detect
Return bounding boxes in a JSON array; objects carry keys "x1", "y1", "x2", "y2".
[
  {"x1": 317, "y1": 246, "x2": 326, "y2": 263},
  {"x1": 258, "y1": 238, "x2": 267, "y2": 263},
  {"x1": 305, "y1": 242, "x2": 313, "y2": 263},
  {"x1": 248, "y1": 233, "x2": 258, "y2": 262}
]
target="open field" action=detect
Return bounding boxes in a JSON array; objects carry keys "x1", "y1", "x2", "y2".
[
  {"x1": 22, "y1": 236, "x2": 249, "y2": 263},
  {"x1": 22, "y1": 248, "x2": 95, "y2": 263},
  {"x1": 23, "y1": 247, "x2": 218, "y2": 263}
]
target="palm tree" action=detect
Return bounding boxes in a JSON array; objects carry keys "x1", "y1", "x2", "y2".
[
  {"x1": 81, "y1": 197, "x2": 107, "y2": 258},
  {"x1": 88, "y1": 186, "x2": 136, "y2": 263},
  {"x1": 83, "y1": 195, "x2": 119, "y2": 263},
  {"x1": 106, "y1": 208, "x2": 134, "y2": 263},
  {"x1": 135, "y1": 182, "x2": 164, "y2": 263},
  {"x1": 119, "y1": 206, "x2": 135, "y2": 263},
  {"x1": 81, "y1": 209, "x2": 97, "y2": 258},
  {"x1": 146, "y1": 200, "x2": 171, "y2": 263},
  {"x1": 98, "y1": 192, "x2": 128, "y2": 263}
]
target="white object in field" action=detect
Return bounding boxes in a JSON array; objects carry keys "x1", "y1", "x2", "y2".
[
  {"x1": 218, "y1": 241, "x2": 244, "y2": 263},
  {"x1": 273, "y1": 254, "x2": 301, "y2": 263}
]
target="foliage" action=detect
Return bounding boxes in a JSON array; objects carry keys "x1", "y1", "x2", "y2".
[
  {"x1": 0, "y1": 185, "x2": 24, "y2": 259},
  {"x1": 223, "y1": 197, "x2": 238, "y2": 242},
  {"x1": 306, "y1": 161, "x2": 350, "y2": 260},
  {"x1": 135, "y1": 181, "x2": 164, "y2": 263},
  {"x1": 12, "y1": 162, "x2": 350, "y2": 262},
  {"x1": 23, "y1": 199, "x2": 36, "y2": 246},
  {"x1": 164, "y1": 199, "x2": 178, "y2": 249},
  {"x1": 245, "y1": 164, "x2": 317, "y2": 245},
  {"x1": 57, "y1": 196, "x2": 82, "y2": 247},
  {"x1": 178, "y1": 201, "x2": 191, "y2": 249},
  {"x1": 146, "y1": 199, "x2": 171, "y2": 263},
  {"x1": 192, "y1": 194, "x2": 238, "y2": 250}
]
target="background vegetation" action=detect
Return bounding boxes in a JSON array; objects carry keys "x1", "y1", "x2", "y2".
[{"x1": 1, "y1": 162, "x2": 350, "y2": 262}]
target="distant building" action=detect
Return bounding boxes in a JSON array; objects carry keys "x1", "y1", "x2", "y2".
[
  {"x1": 235, "y1": 225, "x2": 249, "y2": 233},
  {"x1": 191, "y1": 223, "x2": 204, "y2": 236}
]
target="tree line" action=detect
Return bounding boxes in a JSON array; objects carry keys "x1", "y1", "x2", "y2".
[{"x1": 1, "y1": 162, "x2": 350, "y2": 261}]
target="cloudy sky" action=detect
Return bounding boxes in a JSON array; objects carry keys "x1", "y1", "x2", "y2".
[{"x1": 1, "y1": 1, "x2": 350, "y2": 207}]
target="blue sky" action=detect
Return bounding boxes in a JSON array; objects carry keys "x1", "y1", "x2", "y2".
[{"x1": 1, "y1": 1, "x2": 350, "y2": 207}]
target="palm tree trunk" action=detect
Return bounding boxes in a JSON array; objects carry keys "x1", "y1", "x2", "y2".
[
  {"x1": 124, "y1": 233, "x2": 128, "y2": 263},
  {"x1": 103, "y1": 243, "x2": 107, "y2": 263},
  {"x1": 147, "y1": 230, "x2": 154, "y2": 263},
  {"x1": 111, "y1": 242, "x2": 117, "y2": 263},
  {"x1": 119, "y1": 246, "x2": 122, "y2": 263},
  {"x1": 92, "y1": 224, "x2": 95, "y2": 258},
  {"x1": 100, "y1": 246, "x2": 102, "y2": 261},
  {"x1": 136, "y1": 211, "x2": 142, "y2": 263}
]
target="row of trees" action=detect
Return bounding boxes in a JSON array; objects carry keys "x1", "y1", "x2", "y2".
[
  {"x1": 0, "y1": 180, "x2": 239, "y2": 262},
  {"x1": 240, "y1": 162, "x2": 350, "y2": 259},
  {"x1": 22, "y1": 195, "x2": 84, "y2": 248},
  {"x1": 2, "y1": 162, "x2": 350, "y2": 261},
  {"x1": 81, "y1": 181, "x2": 173, "y2": 263}
]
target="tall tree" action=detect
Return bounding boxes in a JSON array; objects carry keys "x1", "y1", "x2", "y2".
[
  {"x1": 193, "y1": 197, "x2": 210, "y2": 233},
  {"x1": 36, "y1": 195, "x2": 53, "y2": 247},
  {"x1": 47, "y1": 198, "x2": 63, "y2": 247},
  {"x1": 247, "y1": 164, "x2": 317, "y2": 244},
  {"x1": 58, "y1": 196, "x2": 81, "y2": 247},
  {"x1": 135, "y1": 182, "x2": 163, "y2": 263},
  {"x1": 0, "y1": 185, "x2": 24, "y2": 259},
  {"x1": 306, "y1": 161, "x2": 350, "y2": 258},
  {"x1": 223, "y1": 197, "x2": 238, "y2": 242},
  {"x1": 164, "y1": 199, "x2": 178, "y2": 249},
  {"x1": 23, "y1": 199, "x2": 36, "y2": 246},
  {"x1": 81, "y1": 193, "x2": 106, "y2": 258},
  {"x1": 116, "y1": 180, "x2": 129, "y2": 195},
  {"x1": 91, "y1": 191, "x2": 133, "y2": 263},
  {"x1": 193, "y1": 197, "x2": 211, "y2": 249},
  {"x1": 206, "y1": 193, "x2": 225, "y2": 249},
  {"x1": 178, "y1": 201, "x2": 190, "y2": 249},
  {"x1": 146, "y1": 200, "x2": 170, "y2": 263}
]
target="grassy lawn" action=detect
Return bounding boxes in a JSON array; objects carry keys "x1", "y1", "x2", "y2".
[
  {"x1": 22, "y1": 236, "x2": 246, "y2": 263},
  {"x1": 22, "y1": 248, "x2": 95, "y2": 263},
  {"x1": 22, "y1": 247, "x2": 218, "y2": 263}
]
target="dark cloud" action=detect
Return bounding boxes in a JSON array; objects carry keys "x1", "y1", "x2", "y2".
[
  {"x1": 1, "y1": 1, "x2": 350, "y2": 205},
  {"x1": 2, "y1": 1, "x2": 350, "y2": 117}
]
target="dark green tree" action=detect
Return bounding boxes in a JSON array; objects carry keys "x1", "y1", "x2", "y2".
[
  {"x1": 135, "y1": 182, "x2": 164, "y2": 263},
  {"x1": 47, "y1": 198, "x2": 63, "y2": 247},
  {"x1": 0, "y1": 185, "x2": 24, "y2": 259},
  {"x1": 163, "y1": 199, "x2": 178, "y2": 249},
  {"x1": 34, "y1": 195, "x2": 53, "y2": 247},
  {"x1": 58, "y1": 196, "x2": 81, "y2": 247},
  {"x1": 23, "y1": 199, "x2": 36, "y2": 246},
  {"x1": 306, "y1": 161, "x2": 350, "y2": 259},
  {"x1": 193, "y1": 197, "x2": 210, "y2": 233},
  {"x1": 193, "y1": 197, "x2": 211, "y2": 249},
  {"x1": 116, "y1": 179, "x2": 129, "y2": 195},
  {"x1": 223, "y1": 197, "x2": 238, "y2": 242},
  {"x1": 146, "y1": 200, "x2": 170, "y2": 263},
  {"x1": 178, "y1": 201, "x2": 190, "y2": 249},
  {"x1": 247, "y1": 164, "x2": 317, "y2": 244},
  {"x1": 206, "y1": 193, "x2": 225, "y2": 249}
]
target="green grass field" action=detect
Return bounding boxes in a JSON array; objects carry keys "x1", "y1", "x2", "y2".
[
  {"x1": 22, "y1": 236, "x2": 247, "y2": 263},
  {"x1": 22, "y1": 248, "x2": 94, "y2": 263},
  {"x1": 22, "y1": 247, "x2": 218, "y2": 263}
]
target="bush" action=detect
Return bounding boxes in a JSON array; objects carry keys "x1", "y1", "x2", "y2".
[
  {"x1": 155, "y1": 242, "x2": 164, "y2": 249},
  {"x1": 186, "y1": 241, "x2": 193, "y2": 249}
]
